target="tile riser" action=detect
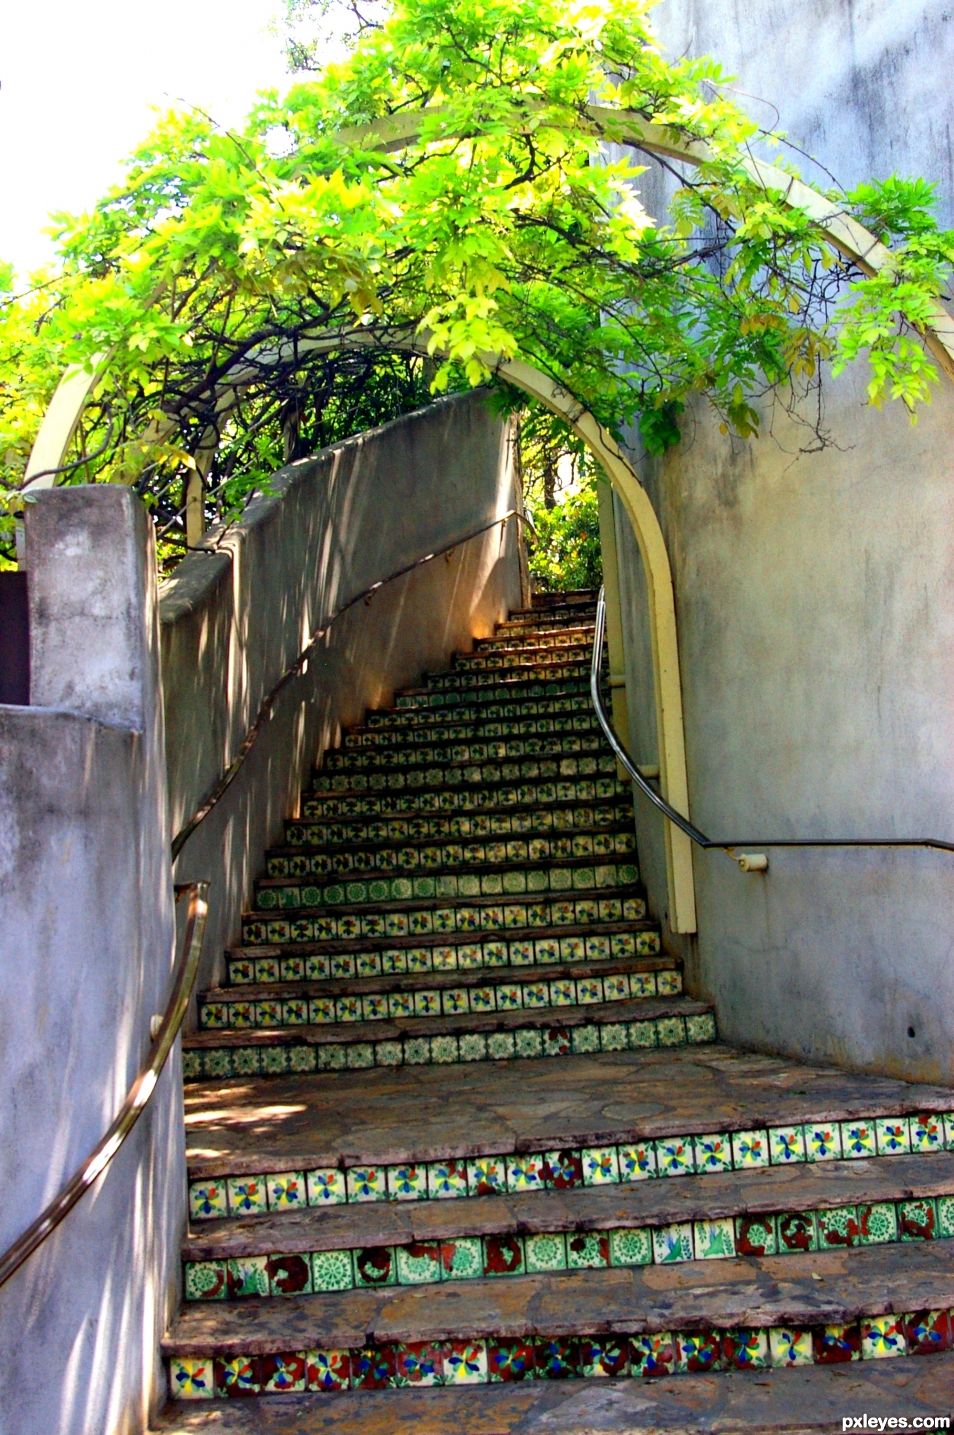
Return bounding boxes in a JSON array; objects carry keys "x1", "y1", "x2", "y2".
[
  {"x1": 242, "y1": 891, "x2": 648, "y2": 946},
  {"x1": 254, "y1": 861, "x2": 639, "y2": 913},
  {"x1": 285, "y1": 799, "x2": 632, "y2": 847},
  {"x1": 198, "y1": 966, "x2": 684, "y2": 1031},
  {"x1": 301, "y1": 779, "x2": 629, "y2": 821},
  {"x1": 188, "y1": 1112, "x2": 954, "y2": 1221},
  {"x1": 226, "y1": 927, "x2": 660, "y2": 985},
  {"x1": 182, "y1": 1008, "x2": 718, "y2": 1083},
  {"x1": 265, "y1": 833, "x2": 636, "y2": 881},
  {"x1": 184, "y1": 1196, "x2": 954, "y2": 1302},
  {"x1": 168, "y1": 1308, "x2": 954, "y2": 1397}
]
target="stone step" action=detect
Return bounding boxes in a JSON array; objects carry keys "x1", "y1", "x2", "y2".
[
  {"x1": 309, "y1": 749, "x2": 618, "y2": 797},
  {"x1": 198, "y1": 955, "x2": 682, "y2": 1031},
  {"x1": 343, "y1": 712, "x2": 604, "y2": 751},
  {"x1": 287, "y1": 795, "x2": 631, "y2": 849},
  {"x1": 181, "y1": 996, "x2": 717, "y2": 1083},
  {"x1": 350, "y1": 708, "x2": 599, "y2": 746},
  {"x1": 452, "y1": 645, "x2": 593, "y2": 672},
  {"x1": 475, "y1": 624, "x2": 595, "y2": 652},
  {"x1": 323, "y1": 730, "x2": 609, "y2": 771},
  {"x1": 300, "y1": 772, "x2": 627, "y2": 821},
  {"x1": 183, "y1": 1046, "x2": 954, "y2": 1224},
  {"x1": 181, "y1": 1154, "x2": 954, "y2": 1303},
  {"x1": 364, "y1": 692, "x2": 597, "y2": 728},
  {"x1": 241, "y1": 887, "x2": 649, "y2": 947},
  {"x1": 164, "y1": 1241, "x2": 954, "y2": 1396},
  {"x1": 149, "y1": 1351, "x2": 954, "y2": 1434},
  {"x1": 225, "y1": 919, "x2": 658, "y2": 986},
  {"x1": 394, "y1": 675, "x2": 592, "y2": 710},
  {"x1": 421, "y1": 659, "x2": 593, "y2": 692},
  {"x1": 254, "y1": 858, "x2": 639, "y2": 917},
  {"x1": 267, "y1": 830, "x2": 635, "y2": 881}
]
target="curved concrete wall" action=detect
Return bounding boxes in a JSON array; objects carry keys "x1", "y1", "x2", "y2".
[{"x1": 615, "y1": 0, "x2": 954, "y2": 1082}]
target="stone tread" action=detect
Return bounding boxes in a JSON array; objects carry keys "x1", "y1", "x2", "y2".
[
  {"x1": 204, "y1": 954, "x2": 676, "y2": 1003},
  {"x1": 182, "y1": 1151, "x2": 954, "y2": 1260},
  {"x1": 149, "y1": 1352, "x2": 954, "y2": 1434},
  {"x1": 162, "y1": 1240, "x2": 954, "y2": 1353},
  {"x1": 184, "y1": 1044, "x2": 954, "y2": 1176},
  {"x1": 183, "y1": 995, "x2": 709, "y2": 1050}
]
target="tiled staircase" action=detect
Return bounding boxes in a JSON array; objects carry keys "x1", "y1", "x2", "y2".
[{"x1": 155, "y1": 591, "x2": 954, "y2": 1433}]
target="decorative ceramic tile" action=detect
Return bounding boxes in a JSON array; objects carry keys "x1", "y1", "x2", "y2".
[
  {"x1": 427, "y1": 1160, "x2": 469, "y2": 1199},
  {"x1": 898, "y1": 1198, "x2": 937, "y2": 1240},
  {"x1": 227, "y1": 1177, "x2": 267, "y2": 1216},
  {"x1": 185, "y1": 1260, "x2": 227, "y2": 1301},
  {"x1": 656, "y1": 1137, "x2": 694, "y2": 1178},
  {"x1": 694, "y1": 1217, "x2": 736, "y2": 1259},
  {"x1": 267, "y1": 1253, "x2": 313, "y2": 1297},
  {"x1": 861, "y1": 1314, "x2": 906, "y2": 1359},
  {"x1": 875, "y1": 1117, "x2": 911, "y2": 1155},
  {"x1": 938, "y1": 1197, "x2": 954, "y2": 1239},
  {"x1": 769, "y1": 1126, "x2": 806, "y2": 1165},
  {"x1": 311, "y1": 1249, "x2": 355, "y2": 1292},
  {"x1": 388, "y1": 1164, "x2": 427, "y2": 1201},
  {"x1": 346, "y1": 1167, "x2": 386, "y2": 1203},
  {"x1": 803, "y1": 1122, "x2": 842, "y2": 1161},
  {"x1": 676, "y1": 1331, "x2": 721, "y2": 1373},
  {"x1": 723, "y1": 1329, "x2": 769, "y2": 1370},
  {"x1": 619, "y1": 1141, "x2": 656, "y2": 1180},
  {"x1": 629, "y1": 1332, "x2": 675, "y2": 1378},
  {"x1": 487, "y1": 1339, "x2": 536, "y2": 1382},
  {"x1": 694, "y1": 1133, "x2": 732, "y2": 1174},
  {"x1": 190, "y1": 1181, "x2": 228, "y2": 1221},
  {"x1": 735, "y1": 1213, "x2": 778, "y2": 1257},
  {"x1": 582, "y1": 1147, "x2": 619, "y2": 1185},
  {"x1": 910, "y1": 1112, "x2": 945, "y2": 1154},
  {"x1": 268, "y1": 1172, "x2": 306, "y2": 1211},
  {"x1": 215, "y1": 1356, "x2": 260, "y2": 1397},
  {"x1": 226, "y1": 1256, "x2": 270, "y2": 1299},
  {"x1": 653, "y1": 1222, "x2": 694, "y2": 1264},
  {"x1": 769, "y1": 1327, "x2": 814, "y2": 1367},
  {"x1": 170, "y1": 1357, "x2": 214, "y2": 1399},
  {"x1": 443, "y1": 1342, "x2": 488, "y2": 1384},
  {"x1": 903, "y1": 1309, "x2": 953, "y2": 1356},
  {"x1": 609, "y1": 1226, "x2": 652, "y2": 1267},
  {"x1": 840, "y1": 1120, "x2": 877, "y2": 1159},
  {"x1": 777, "y1": 1211, "x2": 818, "y2": 1252},
  {"x1": 817, "y1": 1205, "x2": 860, "y2": 1249}
]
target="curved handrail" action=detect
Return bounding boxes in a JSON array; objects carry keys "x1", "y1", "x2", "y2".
[
  {"x1": 0, "y1": 881, "x2": 209, "y2": 1290},
  {"x1": 590, "y1": 587, "x2": 954, "y2": 864},
  {"x1": 171, "y1": 508, "x2": 531, "y2": 860}
]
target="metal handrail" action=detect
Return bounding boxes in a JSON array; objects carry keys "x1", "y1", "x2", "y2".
[
  {"x1": 171, "y1": 508, "x2": 532, "y2": 860},
  {"x1": 0, "y1": 881, "x2": 209, "y2": 1290},
  {"x1": 590, "y1": 587, "x2": 953, "y2": 865}
]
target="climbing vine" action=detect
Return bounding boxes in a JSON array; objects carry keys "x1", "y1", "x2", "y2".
[{"x1": 1, "y1": 0, "x2": 951, "y2": 565}]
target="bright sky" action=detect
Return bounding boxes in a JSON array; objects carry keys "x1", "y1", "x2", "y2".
[{"x1": 0, "y1": 0, "x2": 297, "y2": 277}]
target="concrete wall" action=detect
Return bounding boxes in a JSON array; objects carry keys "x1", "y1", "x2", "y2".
[
  {"x1": 0, "y1": 392, "x2": 520, "y2": 1434},
  {"x1": 0, "y1": 489, "x2": 182, "y2": 1435},
  {"x1": 164, "y1": 391, "x2": 523, "y2": 1006},
  {"x1": 613, "y1": 0, "x2": 954, "y2": 1083}
]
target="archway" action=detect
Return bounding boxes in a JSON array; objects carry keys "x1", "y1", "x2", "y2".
[{"x1": 21, "y1": 103, "x2": 954, "y2": 933}]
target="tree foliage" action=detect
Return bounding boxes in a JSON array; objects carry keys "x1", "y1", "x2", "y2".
[{"x1": 1, "y1": 0, "x2": 952, "y2": 565}]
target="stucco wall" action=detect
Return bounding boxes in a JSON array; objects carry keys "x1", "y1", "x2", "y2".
[
  {"x1": 164, "y1": 391, "x2": 523, "y2": 1005},
  {"x1": 613, "y1": 0, "x2": 954, "y2": 1082},
  {"x1": 0, "y1": 489, "x2": 181, "y2": 1435}
]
